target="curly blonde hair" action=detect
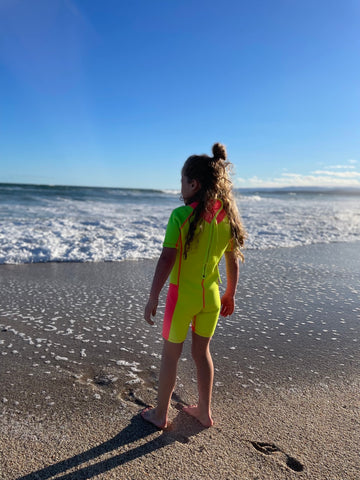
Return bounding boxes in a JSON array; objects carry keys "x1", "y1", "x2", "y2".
[{"x1": 182, "y1": 143, "x2": 246, "y2": 261}]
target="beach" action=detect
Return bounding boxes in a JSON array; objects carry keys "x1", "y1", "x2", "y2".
[{"x1": 1, "y1": 242, "x2": 359, "y2": 479}]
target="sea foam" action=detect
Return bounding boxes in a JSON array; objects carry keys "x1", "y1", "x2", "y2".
[{"x1": 0, "y1": 184, "x2": 359, "y2": 264}]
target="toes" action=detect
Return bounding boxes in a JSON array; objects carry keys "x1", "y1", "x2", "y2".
[
  {"x1": 141, "y1": 407, "x2": 167, "y2": 429},
  {"x1": 141, "y1": 406, "x2": 153, "y2": 420}
]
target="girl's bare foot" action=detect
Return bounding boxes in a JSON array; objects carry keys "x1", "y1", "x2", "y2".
[
  {"x1": 141, "y1": 407, "x2": 167, "y2": 429},
  {"x1": 183, "y1": 405, "x2": 214, "y2": 427}
]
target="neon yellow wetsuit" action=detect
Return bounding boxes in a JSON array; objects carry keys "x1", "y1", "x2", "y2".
[{"x1": 162, "y1": 200, "x2": 233, "y2": 343}]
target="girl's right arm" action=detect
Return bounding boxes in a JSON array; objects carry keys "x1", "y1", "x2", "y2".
[
  {"x1": 144, "y1": 247, "x2": 177, "y2": 325},
  {"x1": 220, "y1": 250, "x2": 239, "y2": 317}
]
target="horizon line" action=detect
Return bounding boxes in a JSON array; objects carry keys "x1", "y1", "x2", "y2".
[{"x1": 1, "y1": 181, "x2": 360, "y2": 192}]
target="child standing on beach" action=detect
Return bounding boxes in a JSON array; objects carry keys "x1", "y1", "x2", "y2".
[{"x1": 143, "y1": 143, "x2": 246, "y2": 428}]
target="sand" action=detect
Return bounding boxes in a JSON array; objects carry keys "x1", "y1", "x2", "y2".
[{"x1": 0, "y1": 242, "x2": 359, "y2": 479}]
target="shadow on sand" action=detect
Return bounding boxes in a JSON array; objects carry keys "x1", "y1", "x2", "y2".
[{"x1": 16, "y1": 407, "x2": 206, "y2": 480}]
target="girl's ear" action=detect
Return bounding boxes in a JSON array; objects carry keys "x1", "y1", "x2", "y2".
[{"x1": 191, "y1": 179, "x2": 201, "y2": 193}]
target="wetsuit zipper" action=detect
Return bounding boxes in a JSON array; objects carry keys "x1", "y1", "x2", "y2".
[
  {"x1": 201, "y1": 202, "x2": 224, "y2": 307},
  {"x1": 202, "y1": 218, "x2": 215, "y2": 280},
  {"x1": 202, "y1": 201, "x2": 223, "y2": 280}
]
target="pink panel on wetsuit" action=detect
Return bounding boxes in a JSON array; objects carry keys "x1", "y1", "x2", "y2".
[
  {"x1": 201, "y1": 200, "x2": 226, "y2": 224},
  {"x1": 163, "y1": 283, "x2": 179, "y2": 340},
  {"x1": 215, "y1": 208, "x2": 226, "y2": 224}
]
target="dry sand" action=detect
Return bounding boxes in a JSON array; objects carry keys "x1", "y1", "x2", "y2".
[{"x1": 0, "y1": 243, "x2": 359, "y2": 479}]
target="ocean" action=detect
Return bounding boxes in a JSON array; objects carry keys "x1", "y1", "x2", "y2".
[{"x1": 0, "y1": 183, "x2": 359, "y2": 264}]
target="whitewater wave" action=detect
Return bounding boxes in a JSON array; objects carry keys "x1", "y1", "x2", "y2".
[{"x1": 1, "y1": 184, "x2": 359, "y2": 264}]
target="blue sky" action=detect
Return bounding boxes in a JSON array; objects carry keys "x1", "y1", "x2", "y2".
[{"x1": 1, "y1": 0, "x2": 359, "y2": 189}]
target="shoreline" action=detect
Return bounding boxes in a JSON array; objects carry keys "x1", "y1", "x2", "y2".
[
  {"x1": 1, "y1": 238, "x2": 359, "y2": 267},
  {"x1": 1, "y1": 242, "x2": 359, "y2": 479}
]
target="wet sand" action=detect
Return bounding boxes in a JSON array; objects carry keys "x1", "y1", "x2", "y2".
[{"x1": 0, "y1": 242, "x2": 359, "y2": 479}]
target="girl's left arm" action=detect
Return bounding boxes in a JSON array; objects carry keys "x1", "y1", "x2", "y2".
[{"x1": 144, "y1": 247, "x2": 177, "y2": 325}]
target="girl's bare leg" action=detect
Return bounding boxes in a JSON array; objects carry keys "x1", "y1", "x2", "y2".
[
  {"x1": 142, "y1": 339, "x2": 183, "y2": 428},
  {"x1": 183, "y1": 332, "x2": 214, "y2": 427}
]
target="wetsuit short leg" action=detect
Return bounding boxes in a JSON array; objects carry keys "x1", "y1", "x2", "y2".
[{"x1": 163, "y1": 283, "x2": 221, "y2": 343}]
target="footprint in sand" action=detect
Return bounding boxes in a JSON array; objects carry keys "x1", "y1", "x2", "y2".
[{"x1": 251, "y1": 441, "x2": 304, "y2": 473}]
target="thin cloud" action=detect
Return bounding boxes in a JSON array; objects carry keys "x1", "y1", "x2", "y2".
[
  {"x1": 237, "y1": 157, "x2": 360, "y2": 188},
  {"x1": 237, "y1": 171, "x2": 360, "y2": 188},
  {"x1": 277, "y1": 173, "x2": 360, "y2": 186},
  {"x1": 311, "y1": 170, "x2": 360, "y2": 178},
  {"x1": 317, "y1": 160, "x2": 358, "y2": 170},
  {"x1": 325, "y1": 165, "x2": 356, "y2": 170}
]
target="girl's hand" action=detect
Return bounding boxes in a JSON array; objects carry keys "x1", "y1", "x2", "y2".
[
  {"x1": 144, "y1": 297, "x2": 158, "y2": 325},
  {"x1": 220, "y1": 293, "x2": 235, "y2": 317},
  {"x1": 144, "y1": 247, "x2": 176, "y2": 326}
]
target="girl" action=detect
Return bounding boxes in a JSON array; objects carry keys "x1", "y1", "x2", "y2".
[{"x1": 143, "y1": 143, "x2": 246, "y2": 429}]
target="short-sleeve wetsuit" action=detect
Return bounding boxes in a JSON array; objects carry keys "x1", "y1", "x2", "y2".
[{"x1": 162, "y1": 200, "x2": 233, "y2": 343}]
